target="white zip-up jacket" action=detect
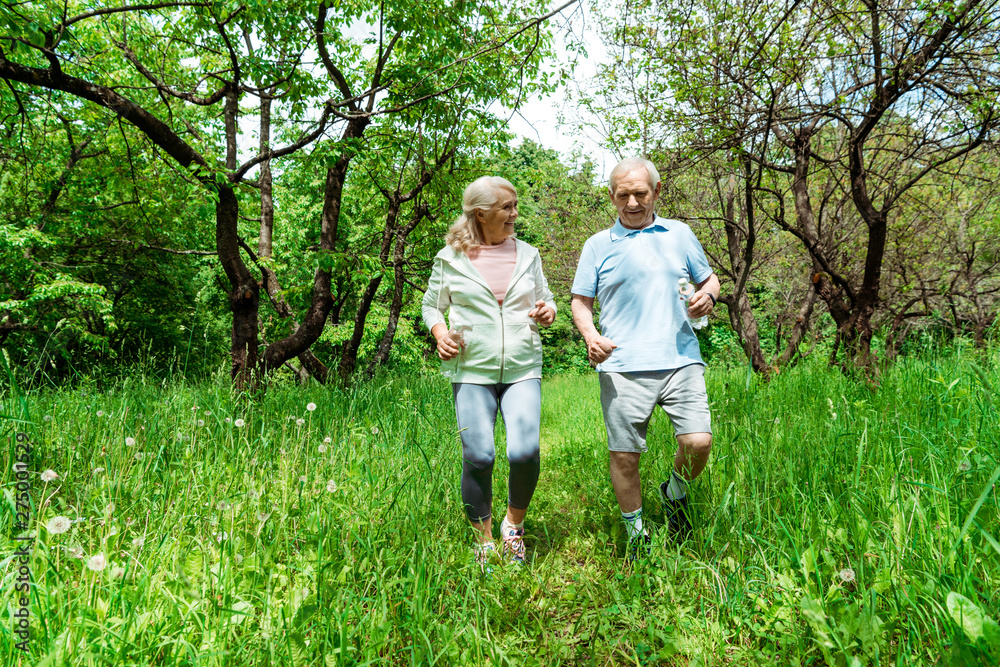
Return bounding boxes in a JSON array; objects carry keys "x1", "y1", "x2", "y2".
[{"x1": 422, "y1": 239, "x2": 556, "y2": 384}]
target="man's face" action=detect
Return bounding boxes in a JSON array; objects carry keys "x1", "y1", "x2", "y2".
[{"x1": 610, "y1": 167, "x2": 661, "y2": 230}]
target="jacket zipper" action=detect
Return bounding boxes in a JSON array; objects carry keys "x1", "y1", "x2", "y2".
[{"x1": 498, "y1": 304, "x2": 505, "y2": 383}]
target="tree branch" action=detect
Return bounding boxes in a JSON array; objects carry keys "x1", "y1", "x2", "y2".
[
  {"x1": 59, "y1": 2, "x2": 211, "y2": 31},
  {"x1": 231, "y1": 103, "x2": 333, "y2": 181},
  {"x1": 117, "y1": 41, "x2": 228, "y2": 105},
  {"x1": 108, "y1": 238, "x2": 216, "y2": 255},
  {"x1": 315, "y1": 2, "x2": 357, "y2": 109}
]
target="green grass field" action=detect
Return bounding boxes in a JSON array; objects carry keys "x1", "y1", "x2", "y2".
[{"x1": 2, "y1": 349, "x2": 999, "y2": 665}]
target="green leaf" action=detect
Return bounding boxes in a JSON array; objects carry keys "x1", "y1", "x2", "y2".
[
  {"x1": 947, "y1": 592, "x2": 1000, "y2": 646},
  {"x1": 946, "y1": 465, "x2": 1000, "y2": 565}
]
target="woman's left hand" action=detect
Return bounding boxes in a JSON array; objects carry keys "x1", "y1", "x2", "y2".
[{"x1": 528, "y1": 300, "x2": 555, "y2": 327}]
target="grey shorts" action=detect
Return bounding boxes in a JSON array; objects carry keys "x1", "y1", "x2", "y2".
[{"x1": 599, "y1": 365, "x2": 712, "y2": 453}]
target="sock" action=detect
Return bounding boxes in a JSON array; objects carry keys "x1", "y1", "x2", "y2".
[
  {"x1": 666, "y1": 471, "x2": 689, "y2": 500},
  {"x1": 501, "y1": 517, "x2": 524, "y2": 534},
  {"x1": 621, "y1": 507, "x2": 645, "y2": 540}
]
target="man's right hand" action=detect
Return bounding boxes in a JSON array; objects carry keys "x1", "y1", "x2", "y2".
[{"x1": 586, "y1": 335, "x2": 617, "y2": 364}]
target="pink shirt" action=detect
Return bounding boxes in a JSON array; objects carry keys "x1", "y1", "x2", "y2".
[{"x1": 469, "y1": 237, "x2": 516, "y2": 304}]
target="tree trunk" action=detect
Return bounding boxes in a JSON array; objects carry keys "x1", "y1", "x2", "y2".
[
  {"x1": 338, "y1": 196, "x2": 399, "y2": 381},
  {"x1": 718, "y1": 164, "x2": 766, "y2": 374},
  {"x1": 256, "y1": 90, "x2": 329, "y2": 384},
  {"x1": 776, "y1": 282, "x2": 818, "y2": 367},
  {"x1": 259, "y1": 116, "x2": 369, "y2": 376},
  {"x1": 215, "y1": 185, "x2": 261, "y2": 391},
  {"x1": 785, "y1": 130, "x2": 857, "y2": 368},
  {"x1": 723, "y1": 292, "x2": 768, "y2": 374},
  {"x1": 366, "y1": 232, "x2": 409, "y2": 375}
]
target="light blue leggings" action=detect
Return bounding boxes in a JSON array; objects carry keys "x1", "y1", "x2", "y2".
[{"x1": 452, "y1": 379, "x2": 541, "y2": 522}]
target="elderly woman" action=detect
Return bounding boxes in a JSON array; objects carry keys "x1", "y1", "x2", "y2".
[{"x1": 422, "y1": 176, "x2": 556, "y2": 568}]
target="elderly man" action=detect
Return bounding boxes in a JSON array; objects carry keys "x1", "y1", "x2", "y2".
[{"x1": 571, "y1": 157, "x2": 720, "y2": 558}]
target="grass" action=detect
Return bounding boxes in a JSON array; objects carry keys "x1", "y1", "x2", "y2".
[{"x1": 1, "y1": 348, "x2": 999, "y2": 665}]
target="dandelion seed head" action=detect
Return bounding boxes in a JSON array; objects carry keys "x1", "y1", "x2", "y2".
[
  {"x1": 216, "y1": 500, "x2": 231, "y2": 511},
  {"x1": 326, "y1": 480, "x2": 338, "y2": 493},
  {"x1": 323, "y1": 436, "x2": 332, "y2": 444},
  {"x1": 306, "y1": 402, "x2": 317, "y2": 412},
  {"x1": 111, "y1": 566, "x2": 126, "y2": 579},
  {"x1": 92, "y1": 467, "x2": 105, "y2": 475},
  {"x1": 204, "y1": 410, "x2": 212, "y2": 416},
  {"x1": 96, "y1": 410, "x2": 105, "y2": 417},
  {"x1": 839, "y1": 568, "x2": 856, "y2": 584},
  {"x1": 87, "y1": 553, "x2": 107, "y2": 572},
  {"x1": 959, "y1": 460, "x2": 972, "y2": 472},
  {"x1": 224, "y1": 417, "x2": 232, "y2": 423},
  {"x1": 371, "y1": 426, "x2": 379, "y2": 435},
  {"x1": 47, "y1": 516, "x2": 71, "y2": 534},
  {"x1": 41, "y1": 469, "x2": 59, "y2": 482},
  {"x1": 125, "y1": 437, "x2": 135, "y2": 447},
  {"x1": 318, "y1": 445, "x2": 327, "y2": 453},
  {"x1": 298, "y1": 475, "x2": 307, "y2": 483},
  {"x1": 197, "y1": 419, "x2": 205, "y2": 427},
  {"x1": 295, "y1": 418, "x2": 305, "y2": 427},
  {"x1": 134, "y1": 452, "x2": 143, "y2": 461},
  {"x1": 132, "y1": 536, "x2": 145, "y2": 548},
  {"x1": 257, "y1": 512, "x2": 269, "y2": 522},
  {"x1": 234, "y1": 419, "x2": 245, "y2": 428},
  {"x1": 43, "y1": 415, "x2": 52, "y2": 422}
]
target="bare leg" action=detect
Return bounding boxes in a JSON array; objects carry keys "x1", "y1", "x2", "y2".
[
  {"x1": 505, "y1": 506, "x2": 527, "y2": 525},
  {"x1": 674, "y1": 432, "x2": 712, "y2": 480},
  {"x1": 609, "y1": 451, "x2": 642, "y2": 513},
  {"x1": 470, "y1": 517, "x2": 493, "y2": 544}
]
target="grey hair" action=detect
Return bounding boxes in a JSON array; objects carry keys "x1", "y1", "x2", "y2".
[
  {"x1": 445, "y1": 176, "x2": 516, "y2": 254},
  {"x1": 608, "y1": 157, "x2": 660, "y2": 194}
]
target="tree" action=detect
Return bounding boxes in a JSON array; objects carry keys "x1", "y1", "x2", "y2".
[
  {"x1": 490, "y1": 140, "x2": 610, "y2": 374},
  {"x1": 587, "y1": 0, "x2": 1000, "y2": 370},
  {"x1": 1, "y1": 0, "x2": 574, "y2": 389},
  {"x1": 0, "y1": 88, "x2": 223, "y2": 376}
]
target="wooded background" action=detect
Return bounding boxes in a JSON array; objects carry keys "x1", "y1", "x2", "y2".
[{"x1": 2, "y1": 0, "x2": 998, "y2": 386}]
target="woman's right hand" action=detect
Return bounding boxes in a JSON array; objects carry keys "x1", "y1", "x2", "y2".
[{"x1": 432, "y1": 324, "x2": 461, "y2": 360}]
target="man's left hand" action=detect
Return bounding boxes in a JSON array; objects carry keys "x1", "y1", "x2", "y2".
[{"x1": 688, "y1": 291, "x2": 716, "y2": 318}]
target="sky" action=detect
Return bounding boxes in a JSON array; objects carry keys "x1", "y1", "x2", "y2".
[
  {"x1": 226, "y1": 2, "x2": 617, "y2": 182},
  {"x1": 498, "y1": 1, "x2": 618, "y2": 182}
]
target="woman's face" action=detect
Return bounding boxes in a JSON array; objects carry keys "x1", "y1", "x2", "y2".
[{"x1": 477, "y1": 187, "x2": 518, "y2": 244}]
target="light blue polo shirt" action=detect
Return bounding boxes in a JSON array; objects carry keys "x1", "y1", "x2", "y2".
[{"x1": 571, "y1": 215, "x2": 713, "y2": 373}]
